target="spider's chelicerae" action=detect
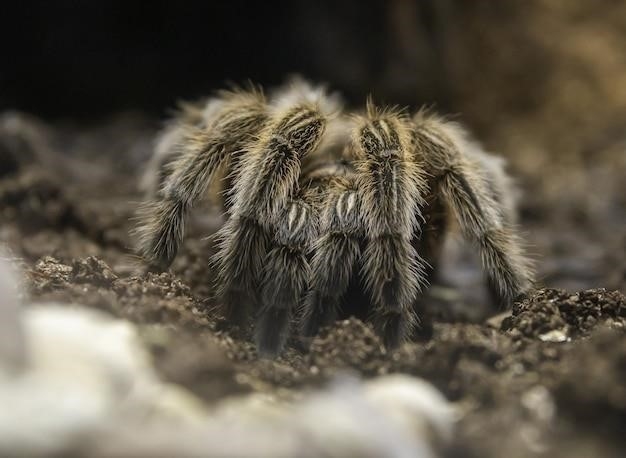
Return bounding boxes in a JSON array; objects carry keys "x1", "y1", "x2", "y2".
[{"x1": 135, "y1": 78, "x2": 534, "y2": 356}]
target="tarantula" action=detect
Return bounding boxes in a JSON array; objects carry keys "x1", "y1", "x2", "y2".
[{"x1": 135, "y1": 78, "x2": 533, "y2": 356}]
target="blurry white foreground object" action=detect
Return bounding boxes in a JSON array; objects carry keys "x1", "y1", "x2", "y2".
[
  {"x1": 364, "y1": 375, "x2": 456, "y2": 447},
  {"x1": 98, "y1": 374, "x2": 456, "y2": 458},
  {"x1": 285, "y1": 374, "x2": 456, "y2": 458},
  {"x1": 0, "y1": 303, "x2": 205, "y2": 456},
  {"x1": 0, "y1": 254, "x2": 27, "y2": 372}
]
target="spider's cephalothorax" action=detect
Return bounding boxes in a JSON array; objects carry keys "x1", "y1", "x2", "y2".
[{"x1": 135, "y1": 79, "x2": 534, "y2": 356}]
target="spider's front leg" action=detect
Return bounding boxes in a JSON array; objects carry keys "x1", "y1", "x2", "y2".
[
  {"x1": 135, "y1": 89, "x2": 267, "y2": 270},
  {"x1": 213, "y1": 95, "x2": 330, "y2": 353},
  {"x1": 354, "y1": 109, "x2": 430, "y2": 347},
  {"x1": 412, "y1": 112, "x2": 534, "y2": 306}
]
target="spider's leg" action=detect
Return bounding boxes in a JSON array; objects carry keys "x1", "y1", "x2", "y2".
[
  {"x1": 361, "y1": 234, "x2": 427, "y2": 347},
  {"x1": 214, "y1": 97, "x2": 329, "y2": 335},
  {"x1": 301, "y1": 179, "x2": 362, "y2": 338},
  {"x1": 135, "y1": 89, "x2": 267, "y2": 270},
  {"x1": 140, "y1": 99, "x2": 207, "y2": 197},
  {"x1": 414, "y1": 193, "x2": 448, "y2": 287},
  {"x1": 412, "y1": 112, "x2": 534, "y2": 306},
  {"x1": 353, "y1": 107, "x2": 430, "y2": 348},
  {"x1": 212, "y1": 214, "x2": 272, "y2": 327},
  {"x1": 465, "y1": 145, "x2": 524, "y2": 305},
  {"x1": 255, "y1": 192, "x2": 319, "y2": 355}
]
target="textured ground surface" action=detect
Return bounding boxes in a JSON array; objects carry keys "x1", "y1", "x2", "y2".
[{"x1": 0, "y1": 111, "x2": 624, "y2": 457}]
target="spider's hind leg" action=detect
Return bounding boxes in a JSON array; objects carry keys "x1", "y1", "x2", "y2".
[
  {"x1": 412, "y1": 111, "x2": 534, "y2": 306},
  {"x1": 465, "y1": 147, "x2": 523, "y2": 306}
]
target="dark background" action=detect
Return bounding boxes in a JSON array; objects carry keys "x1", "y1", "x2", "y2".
[
  {"x1": 2, "y1": 0, "x2": 625, "y2": 195},
  {"x1": 0, "y1": 0, "x2": 450, "y2": 119}
]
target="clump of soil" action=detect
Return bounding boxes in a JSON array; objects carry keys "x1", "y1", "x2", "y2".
[
  {"x1": 553, "y1": 328, "x2": 626, "y2": 423},
  {"x1": 308, "y1": 318, "x2": 387, "y2": 376},
  {"x1": 29, "y1": 255, "x2": 212, "y2": 330},
  {"x1": 504, "y1": 288, "x2": 626, "y2": 340}
]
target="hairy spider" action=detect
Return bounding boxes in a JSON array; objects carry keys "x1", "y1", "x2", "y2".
[{"x1": 135, "y1": 78, "x2": 533, "y2": 356}]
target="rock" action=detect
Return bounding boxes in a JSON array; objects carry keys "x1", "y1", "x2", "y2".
[
  {"x1": 486, "y1": 311, "x2": 511, "y2": 329},
  {"x1": 538, "y1": 329, "x2": 569, "y2": 343},
  {"x1": 71, "y1": 256, "x2": 118, "y2": 285},
  {"x1": 270, "y1": 374, "x2": 455, "y2": 457}
]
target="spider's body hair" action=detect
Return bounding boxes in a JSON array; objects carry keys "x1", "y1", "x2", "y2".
[
  {"x1": 135, "y1": 78, "x2": 534, "y2": 356},
  {"x1": 164, "y1": 88, "x2": 268, "y2": 205}
]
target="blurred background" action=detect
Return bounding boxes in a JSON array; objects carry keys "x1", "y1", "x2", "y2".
[{"x1": 2, "y1": 0, "x2": 623, "y2": 291}]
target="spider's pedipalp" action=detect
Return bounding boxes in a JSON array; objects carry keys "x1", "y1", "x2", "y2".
[
  {"x1": 256, "y1": 191, "x2": 321, "y2": 355},
  {"x1": 301, "y1": 178, "x2": 362, "y2": 338},
  {"x1": 134, "y1": 88, "x2": 267, "y2": 270},
  {"x1": 412, "y1": 111, "x2": 534, "y2": 305}
]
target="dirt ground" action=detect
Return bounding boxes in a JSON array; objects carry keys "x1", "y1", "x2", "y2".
[{"x1": 0, "y1": 109, "x2": 624, "y2": 458}]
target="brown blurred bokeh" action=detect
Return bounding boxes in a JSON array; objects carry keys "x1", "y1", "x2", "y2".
[
  {"x1": 307, "y1": 0, "x2": 626, "y2": 290},
  {"x1": 422, "y1": 1, "x2": 626, "y2": 291}
]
